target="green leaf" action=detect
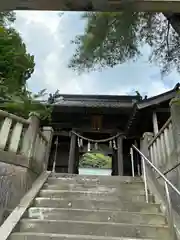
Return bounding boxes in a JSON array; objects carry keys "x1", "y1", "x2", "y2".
[{"x1": 69, "y1": 12, "x2": 180, "y2": 76}]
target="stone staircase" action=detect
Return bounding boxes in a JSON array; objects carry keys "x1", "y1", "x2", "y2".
[{"x1": 9, "y1": 173, "x2": 171, "y2": 240}]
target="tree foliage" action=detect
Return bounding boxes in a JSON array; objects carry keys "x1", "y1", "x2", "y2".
[
  {"x1": 0, "y1": 12, "x2": 35, "y2": 96},
  {"x1": 79, "y1": 152, "x2": 111, "y2": 169},
  {"x1": 69, "y1": 12, "x2": 180, "y2": 75},
  {"x1": 0, "y1": 89, "x2": 53, "y2": 120},
  {"x1": 0, "y1": 12, "x2": 54, "y2": 120}
]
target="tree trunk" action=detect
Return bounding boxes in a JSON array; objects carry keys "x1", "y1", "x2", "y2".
[{"x1": 163, "y1": 13, "x2": 180, "y2": 36}]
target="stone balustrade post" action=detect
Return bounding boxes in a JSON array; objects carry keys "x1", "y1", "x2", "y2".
[
  {"x1": 170, "y1": 97, "x2": 180, "y2": 160},
  {"x1": 42, "y1": 126, "x2": 54, "y2": 171},
  {"x1": 21, "y1": 112, "x2": 40, "y2": 164},
  {"x1": 169, "y1": 96, "x2": 180, "y2": 190},
  {"x1": 140, "y1": 132, "x2": 154, "y2": 159}
]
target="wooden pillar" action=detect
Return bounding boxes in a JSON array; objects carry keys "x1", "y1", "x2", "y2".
[
  {"x1": 112, "y1": 149, "x2": 118, "y2": 176},
  {"x1": 152, "y1": 112, "x2": 159, "y2": 135},
  {"x1": 117, "y1": 136, "x2": 123, "y2": 176},
  {"x1": 74, "y1": 143, "x2": 80, "y2": 174},
  {"x1": 68, "y1": 132, "x2": 76, "y2": 173}
]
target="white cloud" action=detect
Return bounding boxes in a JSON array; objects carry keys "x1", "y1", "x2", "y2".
[
  {"x1": 108, "y1": 78, "x2": 173, "y2": 97},
  {"x1": 14, "y1": 11, "x2": 179, "y2": 97},
  {"x1": 14, "y1": 11, "x2": 97, "y2": 95}
]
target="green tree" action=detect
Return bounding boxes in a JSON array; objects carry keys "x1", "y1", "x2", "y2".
[
  {"x1": 0, "y1": 89, "x2": 52, "y2": 120},
  {"x1": 79, "y1": 152, "x2": 111, "y2": 169},
  {"x1": 0, "y1": 11, "x2": 16, "y2": 26},
  {"x1": 0, "y1": 12, "x2": 53, "y2": 119},
  {"x1": 0, "y1": 13, "x2": 35, "y2": 96},
  {"x1": 69, "y1": 12, "x2": 180, "y2": 75}
]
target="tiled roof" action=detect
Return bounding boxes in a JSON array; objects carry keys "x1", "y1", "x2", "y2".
[
  {"x1": 53, "y1": 94, "x2": 138, "y2": 108},
  {"x1": 53, "y1": 100, "x2": 135, "y2": 108},
  {"x1": 137, "y1": 87, "x2": 178, "y2": 109}
]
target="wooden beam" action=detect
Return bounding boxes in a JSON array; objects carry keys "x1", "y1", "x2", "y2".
[
  {"x1": 54, "y1": 131, "x2": 70, "y2": 137},
  {"x1": 109, "y1": 0, "x2": 180, "y2": 12},
  {"x1": 74, "y1": 127, "x2": 122, "y2": 134},
  {"x1": 154, "y1": 108, "x2": 170, "y2": 113},
  {"x1": 1, "y1": 0, "x2": 180, "y2": 12}
]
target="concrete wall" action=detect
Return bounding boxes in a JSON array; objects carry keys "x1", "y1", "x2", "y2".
[
  {"x1": 0, "y1": 114, "x2": 53, "y2": 225},
  {"x1": 0, "y1": 161, "x2": 37, "y2": 224}
]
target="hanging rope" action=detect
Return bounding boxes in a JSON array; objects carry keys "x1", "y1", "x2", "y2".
[
  {"x1": 87, "y1": 142, "x2": 91, "y2": 152},
  {"x1": 95, "y1": 142, "x2": 98, "y2": 150},
  {"x1": 71, "y1": 130, "x2": 123, "y2": 143}
]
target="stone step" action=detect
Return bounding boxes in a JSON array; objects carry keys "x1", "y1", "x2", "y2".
[
  {"x1": 43, "y1": 183, "x2": 146, "y2": 194},
  {"x1": 26, "y1": 207, "x2": 166, "y2": 225},
  {"x1": 17, "y1": 219, "x2": 170, "y2": 239},
  {"x1": 48, "y1": 175, "x2": 143, "y2": 186},
  {"x1": 38, "y1": 189, "x2": 153, "y2": 202},
  {"x1": 50, "y1": 173, "x2": 142, "y2": 180},
  {"x1": 34, "y1": 197, "x2": 160, "y2": 214},
  {"x1": 9, "y1": 232, "x2": 157, "y2": 240}
]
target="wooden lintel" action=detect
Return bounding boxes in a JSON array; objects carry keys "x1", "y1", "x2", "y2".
[
  {"x1": 74, "y1": 128, "x2": 121, "y2": 134},
  {"x1": 153, "y1": 108, "x2": 170, "y2": 113},
  {"x1": 1, "y1": 0, "x2": 180, "y2": 12},
  {"x1": 54, "y1": 131, "x2": 70, "y2": 137}
]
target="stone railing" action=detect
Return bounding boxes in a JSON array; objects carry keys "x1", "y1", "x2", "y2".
[
  {"x1": 148, "y1": 117, "x2": 175, "y2": 172},
  {"x1": 0, "y1": 110, "x2": 53, "y2": 174},
  {"x1": 0, "y1": 109, "x2": 30, "y2": 153},
  {"x1": 140, "y1": 97, "x2": 180, "y2": 233},
  {"x1": 0, "y1": 110, "x2": 53, "y2": 224}
]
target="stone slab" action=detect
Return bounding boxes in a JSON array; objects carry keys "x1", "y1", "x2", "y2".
[
  {"x1": 8, "y1": 232, "x2": 157, "y2": 240},
  {"x1": 26, "y1": 207, "x2": 166, "y2": 225},
  {"x1": 42, "y1": 183, "x2": 145, "y2": 194},
  {"x1": 17, "y1": 219, "x2": 170, "y2": 239},
  {"x1": 34, "y1": 197, "x2": 160, "y2": 213},
  {"x1": 38, "y1": 189, "x2": 153, "y2": 202}
]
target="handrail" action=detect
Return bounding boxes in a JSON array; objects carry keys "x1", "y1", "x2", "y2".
[
  {"x1": 131, "y1": 144, "x2": 178, "y2": 240},
  {"x1": 132, "y1": 144, "x2": 180, "y2": 197},
  {"x1": 148, "y1": 117, "x2": 172, "y2": 147}
]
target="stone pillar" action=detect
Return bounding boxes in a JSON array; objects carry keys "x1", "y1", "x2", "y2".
[
  {"x1": 170, "y1": 98, "x2": 180, "y2": 159},
  {"x1": 68, "y1": 132, "x2": 77, "y2": 173},
  {"x1": 152, "y1": 112, "x2": 159, "y2": 135},
  {"x1": 21, "y1": 112, "x2": 40, "y2": 162},
  {"x1": 140, "y1": 132, "x2": 168, "y2": 209},
  {"x1": 140, "y1": 132, "x2": 154, "y2": 159},
  {"x1": 42, "y1": 126, "x2": 54, "y2": 171},
  {"x1": 170, "y1": 97, "x2": 180, "y2": 190},
  {"x1": 117, "y1": 136, "x2": 123, "y2": 176}
]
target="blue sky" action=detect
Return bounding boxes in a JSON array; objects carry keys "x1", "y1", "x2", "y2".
[{"x1": 14, "y1": 11, "x2": 180, "y2": 97}]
